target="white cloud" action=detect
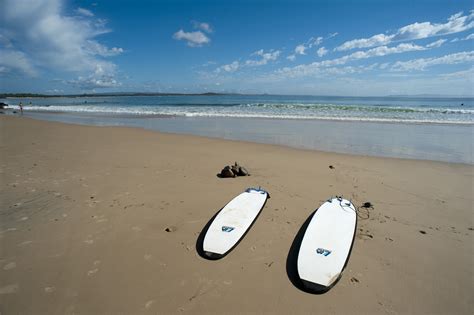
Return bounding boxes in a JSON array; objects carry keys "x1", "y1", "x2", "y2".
[
  {"x1": 335, "y1": 11, "x2": 474, "y2": 51},
  {"x1": 439, "y1": 66, "x2": 474, "y2": 79},
  {"x1": 215, "y1": 49, "x2": 280, "y2": 74},
  {"x1": 192, "y1": 21, "x2": 213, "y2": 33},
  {"x1": 317, "y1": 47, "x2": 328, "y2": 57},
  {"x1": 295, "y1": 44, "x2": 306, "y2": 55},
  {"x1": 0, "y1": 49, "x2": 37, "y2": 76},
  {"x1": 273, "y1": 63, "x2": 377, "y2": 79},
  {"x1": 76, "y1": 7, "x2": 94, "y2": 17},
  {"x1": 463, "y1": 33, "x2": 474, "y2": 40},
  {"x1": 328, "y1": 32, "x2": 338, "y2": 38},
  {"x1": 216, "y1": 61, "x2": 240, "y2": 73},
  {"x1": 391, "y1": 51, "x2": 474, "y2": 71},
  {"x1": 290, "y1": 36, "x2": 324, "y2": 60},
  {"x1": 246, "y1": 49, "x2": 280, "y2": 66},
  {"x1": 451, "y1": 33, "x2": 474, "y2": 42},
  {"x1": 426, "y1": 39, "x2": 447, "y2": 48},
  {"x1": 310, "y1": 37, "x2": 324, "y2": 46},
  {"x1": 336, "y1": 34, "x2": 393, "y2": 51},
  {"x1": 351, "y1": 43, "x2": 426, "y2": 59},
  {"x1": 173, "y1": 29, "x2": 210, "y2": 47},
  {"x1": 1, "y1": 0, "x2": 122, "y2": 87},
  {"x1": 465, "y1": 33, "x2": 474, "y2": 40},
  {"x1": 84, "y1": 40, "x2": 124, "y2": 56},
  {"x1": 67, "y1": 64, "x2": 121, "y2": 89},
  {"x1": 328, "y1": 43, "x2": 426, "y2": 66},
  {"x1": 275, "y1": 42, "x2": 429, "y2": 78}
]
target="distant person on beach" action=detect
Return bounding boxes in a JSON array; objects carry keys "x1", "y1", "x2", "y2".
[{"x1": 19, "y1": 102, "x2": 23, "y2": 115}]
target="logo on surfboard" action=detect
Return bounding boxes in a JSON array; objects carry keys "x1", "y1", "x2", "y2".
[
  {"x1": 222, "y1": 226, "x2": 235, "y2": 232},
  {"x1": 316, "y1": 248, "x2": 332, "y2": 256}
]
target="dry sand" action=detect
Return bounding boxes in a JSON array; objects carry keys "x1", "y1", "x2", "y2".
[{"x1": 0, "y1": 116, "x2": 473, "y2": 314}]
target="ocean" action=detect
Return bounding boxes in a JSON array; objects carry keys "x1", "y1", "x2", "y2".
[
  {"x1": 2, "y1": 95, "x2": 473, "y2": 164},
  {"x1": 6, "y1": 94, "x2": 473, "y2": 124}
]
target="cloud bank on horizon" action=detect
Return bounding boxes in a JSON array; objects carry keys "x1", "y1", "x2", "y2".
[{"x1": 1, "y1": 0, "x2": 473, "y2": 96}]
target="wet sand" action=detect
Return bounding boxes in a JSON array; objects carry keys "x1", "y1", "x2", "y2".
[
  {"x1": 0, "y1": 116, "x2": 473, "y2": 314},
  {"x1": 17, "y1": 110, "x2": 474, "y2": 164}
]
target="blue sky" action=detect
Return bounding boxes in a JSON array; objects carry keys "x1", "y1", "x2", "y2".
[{"x1": 1, "y1": 0, "x2": 473, "y2": 96}]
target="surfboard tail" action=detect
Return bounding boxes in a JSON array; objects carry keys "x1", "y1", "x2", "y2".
[
  {"x1": 203, "y1": 251, "x2": 224, "y2": 260},
  {"x1": 300, "y1": 279, "x2": 330, "y2": 293},
  {"x1": 300, "y1": 272, "x2": 342, "y2": 293}
]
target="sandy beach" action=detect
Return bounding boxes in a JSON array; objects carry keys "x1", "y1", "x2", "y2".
[{"x1": 0, "y1": 115, "x2": 473, "y2": 314}]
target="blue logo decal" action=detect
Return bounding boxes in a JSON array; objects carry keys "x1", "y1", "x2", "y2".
[
  {"x1": 316, "y1": 248, "x2": 332, "y2": 256},
  {"x1": 222, "y1": 226, "x2": 235, "y2": 232}
]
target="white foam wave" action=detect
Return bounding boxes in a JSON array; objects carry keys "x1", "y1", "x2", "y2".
[{"x1": 23, "y1": 105, "x2": 473, "y2": 125}]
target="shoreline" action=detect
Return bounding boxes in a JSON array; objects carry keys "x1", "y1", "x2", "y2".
[
  {"x1": 10, "y1": 108, "x2": 474, "y2": 126},
  {"x1": 8, "y1": 111, "x2": 474, "y2": 165},
  {"x1": 1, "y1": 115, "x2": 473, "y2": 314},
  {"x1": 3, "y1": 114, "x2": 469, "y2": 166}
]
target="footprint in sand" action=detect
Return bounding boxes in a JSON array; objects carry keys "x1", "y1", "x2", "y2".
[
  {"x1": 87, "y1": 268, "x2": 99, "y2": 276},
  {"x1": 359, "y1": 234, "x2": 374, "y2": 240},
  {"x1": 357, "y1": 228, "x2": 374, "y2": 240},
  {"x1": 3, "y1": 262, "x2": 16, "y2": 270},
  {"x1": 350, "y1": 277, "x2": 360, "y2": 284}
]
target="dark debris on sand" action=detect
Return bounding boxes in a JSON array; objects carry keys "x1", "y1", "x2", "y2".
[
  {"x1": 361, "y1": 201, "x2": 374, "y2": 209},
  {"x1": 219, "y1": 162, "x2": 250, "y2": 178}
]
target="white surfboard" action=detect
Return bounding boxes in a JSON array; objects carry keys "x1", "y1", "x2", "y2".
[
  {"x1": 203, "y1": 188, "x2": 269, "y2": 258},
  {"x1": 297, "y1": 197, "x2": 357, "y2": 291}
]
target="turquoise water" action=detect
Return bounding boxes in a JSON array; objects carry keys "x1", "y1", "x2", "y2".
[{"x1": 3, "y1": 94, "x2": 473, "y2": 124}]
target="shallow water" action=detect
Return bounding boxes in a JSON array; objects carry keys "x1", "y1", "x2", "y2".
[{"x1": 14, "y1": 110, "x2": 473, "y2": 165}]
